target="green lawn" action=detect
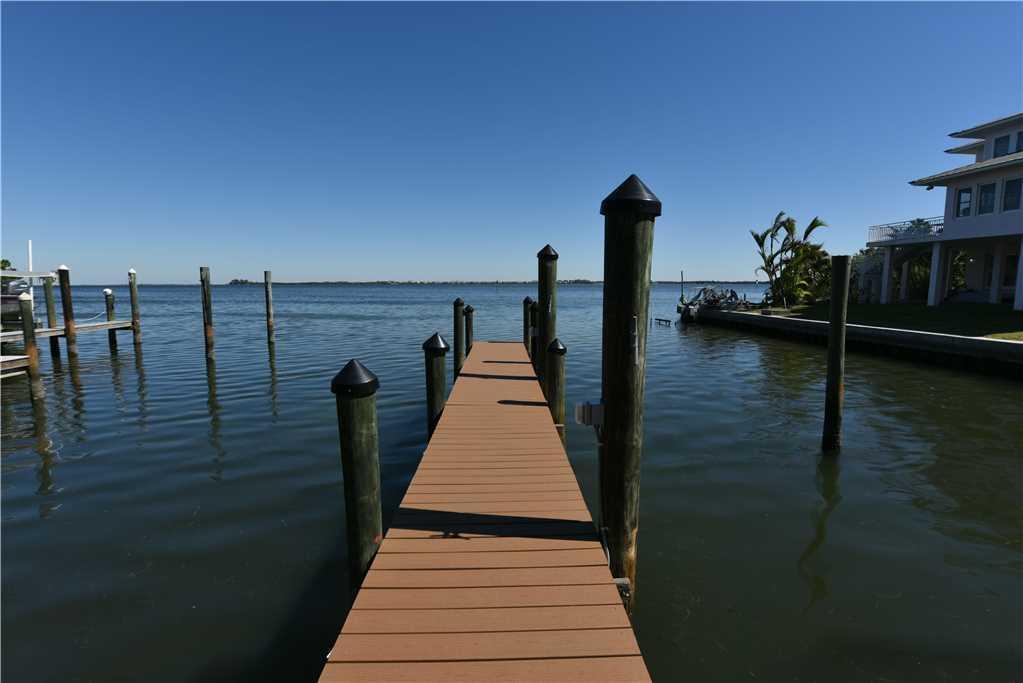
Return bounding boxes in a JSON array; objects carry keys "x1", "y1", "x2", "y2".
[{"x1": 783, "y1": 302, "x2": 1023, "y2": 341}]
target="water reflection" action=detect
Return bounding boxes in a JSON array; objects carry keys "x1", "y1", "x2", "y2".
[
  {"x1": 798, "y1": 456, "x2": 842, "y2": 614},
  {"x1": 31, "y1": 399, "x2": 60, "y2": 518},
  {"x1": 268, "y1": 342, "x2": 279, "y2": 419},
  {"x1": 110, "y1": 353, "x2": 127, "y2": 413},
  {"x1": 206, "y1": 358, "x2": 225, "y2": 481},
  {"x1": 133, "y1": 342, "x2": 149, "y2": 429}
]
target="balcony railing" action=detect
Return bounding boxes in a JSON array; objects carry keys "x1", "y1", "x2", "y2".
[{"x1": 867, "y1": 216, "x2": 944, "y2": 244}]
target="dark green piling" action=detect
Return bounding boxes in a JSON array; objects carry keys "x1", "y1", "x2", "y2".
[
  {"x1": 264, "y1": 270, "x2": 275, "y2": 346},
  {"x1": 453, "y1": 298, "x2": 465, "y2": 378},
  {"x1": 43, "y1": 277, "x2": 60, "y2": 358},
  {"x1": 103, "y1": 288, "x2": 118, "y2": 353},
  {"x1": 422, "y1": 332, "x2": 450, "y2": 438},
  {"x1": 331, "y1": 359, "x2": 383, "y2": 593},
  {"x1": 536, "y1": 245, "x2": 559, "y2": 385},
  {"x1": 598, "y1": 174, "x2": 661, "y2": 613},
  {"x1": 546, "y1": 338, "x2": 567, "y2": 443},
  {"x1": 529, "y1": 300, "x2": 539, "y2": 369},
  {"x1": 57, "y1": 265, "x2": 78, "y2": 361},
  {"x1": 464, "y1": 305, "x2": 474, "y2": 356},
  {"x1": 199, "y1": 266, "x2": 214, "y2": 362},
  {"x1": 522, "y1": 296, "x2": 533, "y2": 350},
  {"x1": 822, "y1": 255, "x2": 851, "y2": 454},
  {"x1": 18, "y1": 293, "x2": 44, "y2": 401},
  {"x1": 128, "y1": 268, "x2": 141, "y2": 346}
]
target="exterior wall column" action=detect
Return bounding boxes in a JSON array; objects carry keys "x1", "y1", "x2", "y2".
[
  {"x1": 1014, "y1": 236, "x2": 1023, "y2": 311},
  {"x1": 927, "y1": 242, "x2": 945, "y2": 307},
  {"x1": 879, "y1": 247, "x2": 893, "y2": 304},
  {"x1": 898, "y1": 260, "x2": 910, "y2": 301},
  {"x1": 989, "y1": 241, "x2": 1006, "y2": 304}
]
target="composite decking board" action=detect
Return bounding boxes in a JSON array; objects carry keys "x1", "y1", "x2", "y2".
[
  {"x1": 318, "y1": 341, "x2": 648, "y2": 682},
  {"x1": 319, "y1": 656, "x2": 649, "y2": 682}
]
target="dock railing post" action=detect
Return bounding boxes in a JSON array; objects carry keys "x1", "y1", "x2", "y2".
[
  {"x1": 264, "y1": 270, "x2": 275, "y2": 346},
  {"x1": 536, "y1": 245, "x2": 559, "y2": 386},
  {"x1": 199, "y1": 266, "x2": 214, "y2": 362},
  {"x1": 43, "y1": 277, "x2": 60, "y2": 358},
  {"x1": 546, "y1": 338, "x2": 567, "y2": 443},
  {"x1": 522, "y1": 296, "x2": 533, "y2": 350},
  {"x1": 453, "y1": 298, "x2": 465, "y2": 378},
  {"x1": 463, "y1": 305, "x2": 474, "y2": 356},
  {"x1": 103, "y1": 288, "x2": 118, "y2": 353},
  {"x1": 331, "y1": 359, "x2": 383, "y2": 593},
  {"x1": 57, "y1": 265, "x2": 78, "y2": 361},
  {"x1": 822, "y1": 255, "x2": 851, "y2": 454},
  {"x1": 18, "y1": 293, "x2": 44, "y2": 400},
  {"x1": 128, "y1": 269, "x2": 141, "y2": 346},
  {"x1": 598, "y1": 174, "x2": 660, "y2": 613},
  {"x1": 422, "y1": 333, "x2": 450, "y2": 438},
  {"x1": 529, "y1": 300, "x2": 539, "y2": 368}
]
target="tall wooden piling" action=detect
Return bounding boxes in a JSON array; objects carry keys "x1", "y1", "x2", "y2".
[
  {"x1": 422, "y1": 332, "x2": 450, "y2": 437},
  {"x1": 264, "y1": 270, "x2": 275, "y2": 346},
  {"x1": 43, "y1": 277, "x2": 60, "y2": 357},
  {"x1": 598, "y1": 174, "x2": 661, "y2": 612},
  {"x1": 18, "y1": 294, "x2": 44, "y2": 400},
  {"x1": 331, "y1": 359, "x2": 383, "y2": 592},
  {"x1": 822, "y1": 255, "x2": 851, "y2": 454},
  {"x1": 453, "y1": 298, "x2": 465, "y2": 378},
  {"x1": 522, "y1": 296, "x2": 533, "y2": 350},
  {"x1": 546, "y1": 338, "x2": 567, "y2": 443},
  {"x1": 529, "y1": 300, "x2": 539, "y2": 367},
  {"x1": 103, "y1": 288, "x2": 118, "y2": 353},
  {"x1": 536, "y1": 245, "x2": 559, "y2": 384},
  {"x1": 128, "y1": 268, "x2": 141, "y2": 345},
  {"x1": 199, "y1": 266, "x2": 214, "y2": 362},
  {"x1": 463, "y1": 305, "x2": 474, "y2": 356},
  {"x1": 57, "y1": 265, "x2": 78, "y2": 361}
]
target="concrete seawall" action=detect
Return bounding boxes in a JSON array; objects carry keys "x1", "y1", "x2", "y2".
[{"x1": 696, "y1": 309, "x2": 1023, "y2": 379}]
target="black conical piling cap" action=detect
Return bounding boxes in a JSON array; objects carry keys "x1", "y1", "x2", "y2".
[
  {"x1": 464, "y1": 305, "x2": 474, "y2": 314},
  {"x1": 422, "y1": 332, "x2": 449, "y2": 354},
  {"x1": 331, "y1": 359, "x2": 380, "y2": 397},
  {"x1": 523, "y1": 296, "x2": 533, "y2": 304},
  {"x1": 547, "y1": 338, "x2": 567, "y2": 355},
  {"x1": 537, "y1": 244, "x2": 559, "y2": 260},
  {"x1": 453, "y1": 297, "x2": 464, "y2": 307},
  {"x1": 600, "y1": 174, "x2": 661, "y2": 217}
]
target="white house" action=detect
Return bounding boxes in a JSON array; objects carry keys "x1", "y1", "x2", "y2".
[{"x1": 865, "y1": 112, "x2": 1023, "y2": 310}]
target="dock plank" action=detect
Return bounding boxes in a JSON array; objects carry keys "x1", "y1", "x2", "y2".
[{"x1": 317, "y1": 341, "x2": 648, "y2": 681}]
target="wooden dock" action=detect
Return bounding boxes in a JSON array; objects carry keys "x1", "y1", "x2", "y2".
[
  {"x1": 0, "y1": 319, "x2": 132, "y2": 343},
  {"x1": 319, "y1": 340, "x2": 649, "y2": 682}
]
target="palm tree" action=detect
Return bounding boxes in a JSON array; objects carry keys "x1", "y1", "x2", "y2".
[{"x1": 751, "y1": 212, "x2": 828, "y2": 307}]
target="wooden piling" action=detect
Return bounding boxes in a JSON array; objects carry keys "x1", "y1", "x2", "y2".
[
  {"x1": 463, "y1": 305, "x2": 474, "y2": 355},
  {"x1": 522, "y1": 296, "x2": 533, "y2": 350},
  {"x1": 128, "y1": 268, "x2": 141, "y2": 345},
  {"x1": 529, "y1": 300, "x2": 539, "y2": 368},
  {"x1": 18, "y1": 293, "x2": 44, "y2": 400},
  {"x1": 43, "y1": 277, "x2": 60, "y2": 357},
  {"x1": 453, "y1": 298, "x2": 465, "y2": 378},
  {"x1": 822, "y1": 255, "x2": 851, "y2": 454},
  {"x1": 536, "y1": 245, "x2": 559, "y2": 385},
  {"x1": 56, "y1": 265, "x2": 78, "y2": 360},
  {"x1": 331, "y1": 359, "x2": 383, "y2": 592},
  {"x1": 546, "y1": 338, "x2": 567, "y2": 443},
  {"x1": 422, "y1": 332, "x2": 450, "y2": 437},
  {"x1": 598, "y1": 174, "x2": 661, "y2": 612},
  {"x1": 199, "y1": 266, "x2": 214, "y2": 362},
  {"x1": 103, "y1": 288, "x2": 118, "y2": 353},
  {"x1": 264, "y1": 270, "x2": 275, "y2": 346}
]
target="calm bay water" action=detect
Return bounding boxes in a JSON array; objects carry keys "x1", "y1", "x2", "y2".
[{"x1": 2, "y1": 282, "x2": 1020, "y2": 682}]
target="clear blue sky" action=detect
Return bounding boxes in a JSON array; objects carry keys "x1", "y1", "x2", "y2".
[{"x1": 2, "y1": 2, "x2": 1021, "y2": 284}]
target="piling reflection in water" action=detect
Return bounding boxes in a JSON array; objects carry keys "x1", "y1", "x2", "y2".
[
  {"x1": 206, "y1": 357, "x2": 225, "y2": 481},
  {"x1": 133, "y1": 342, "x2": 149, "y2": 429},
  {"x1": 798, "y1": 456, "x2": 842, "y2": 614},
  {"x1": 268, "y1": 342, "x2": 279, "y2": 419}
]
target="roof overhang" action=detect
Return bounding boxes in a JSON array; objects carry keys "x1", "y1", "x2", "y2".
[
  {"x1": 949, "y1": 112, "x2": 1023, "y2": 139},
  {"x1": 944, "y1": 141, "x2": 984, "y2": 155},
  {"x1": 910, "y1": 151, "x2": 1023, "y2": 187}
]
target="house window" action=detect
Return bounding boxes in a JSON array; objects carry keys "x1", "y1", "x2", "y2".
[
  {"x1": 956, "y1": 187, "x2": 973, "y2": 216},
  {"x1": 1005, "y1": 255, "x2": 1019, "y2": 287},
  {"x1": 993, "y1": 135, "x2": 1011, "y2": 157},
  {"x1": 1004, "y1": 178, "x2": 1022, "y2": 211},
  {"x1": 977, "y1": 183, "x2": 996, "y2": 214},
  {"x1": 1016, "y1": 132, "x2": 1023, "y2": 153}
]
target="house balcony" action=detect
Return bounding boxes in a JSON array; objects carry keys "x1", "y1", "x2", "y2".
[{"x1": 867, "y1": 216, "x2": 944, "y2": 246}]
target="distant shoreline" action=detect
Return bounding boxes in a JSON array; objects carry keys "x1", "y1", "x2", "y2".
[{"x1": 73, "y1": 279, "x2": 764, "y2": 286}]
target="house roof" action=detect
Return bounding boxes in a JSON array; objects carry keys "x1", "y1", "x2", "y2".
[
  {"x1": 949, "y1": 112, "x2": 1023, "y2": 139},
  {"x1": 909, "y1": 151, "x2": 1023, "y2": 187},
  {"x1": 944, "y1": 140, "x2": 984, "y2": 155}
]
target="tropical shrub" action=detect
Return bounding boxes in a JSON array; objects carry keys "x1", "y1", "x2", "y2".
[{"x1": 751, "y1": 212, "x2": 829, "y2": 307}]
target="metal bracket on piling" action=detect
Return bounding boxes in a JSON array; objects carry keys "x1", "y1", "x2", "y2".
[{"x1": 574, "y1": 401, "x2": 603, "y2": 428}]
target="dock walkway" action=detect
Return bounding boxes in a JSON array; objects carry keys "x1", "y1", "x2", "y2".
[
  {"x1": 0, "y1": 319, "x2": 132, "y2": 343},
  {"x1": 320, "y1": 340, "x2": 649, "y2": 682}
]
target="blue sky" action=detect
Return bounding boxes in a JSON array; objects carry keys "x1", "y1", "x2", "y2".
[{"x1": 2, "y1": 2, "x2": 1021, "y2": 283}]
